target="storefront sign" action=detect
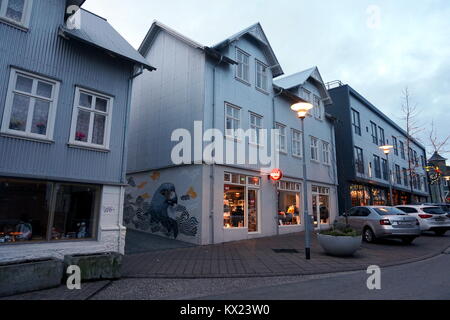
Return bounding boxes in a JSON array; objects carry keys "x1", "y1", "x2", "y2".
[{"x1": 270, "y1": 169, "x2": 283, "y2": 181}]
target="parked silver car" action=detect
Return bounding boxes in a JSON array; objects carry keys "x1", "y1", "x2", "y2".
[
  {"x1": 340, "y1": 206, "x2": 421, "y2": 244},
  {"x1": 395, "y1": 205, "x2": 450, "y2": 236}
]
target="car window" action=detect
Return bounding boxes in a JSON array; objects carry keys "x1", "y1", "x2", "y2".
[
  {"x1": 397, "y1": 207, "x2": 417, "y2": 213},
  {"x1": 422, "y1": 207, "x2": 446, "y2": 215},
  {"x1": 347, "y1": 207, "x2": 359, "y2": 217},
  {"x1": 359, "y1": 208, "x2": 371, "y2": 217},
  {"x1": 374, "y1": 207, "x2": 405, "y2": 215}
]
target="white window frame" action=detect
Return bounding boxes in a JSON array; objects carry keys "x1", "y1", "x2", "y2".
[
  {"x1": 275, "y1": 123, "x2": 287, "y2": 153},
  {"x1": 1, "y1": 68, "x2": 60, "y2": 141},
  {"x1": 255, "y1": 60, "x2": 269, "y2": 92},
  {"x1": 310, "y1": 136, "x2": 319, "y2": 162},
  {"x1": 249, "y1": 112, "x2": 263, "y2": 146},
  {"x1": 0, "y1": 0, "x2": 33, "y2": 29},
  {"x1": 321, "y1": 141, "x2": 330, "y2": 165},
  {"x1": 69, "y1": 87, "x2": 113, "y2": 151},
  {"x1": 225, "y1": 103, "x2": 241, "y2": 139},
  {"x1": 302, "y1": 88, "x2": 311, "y2": 102},
  {"x1": 291, "y1": 129, "x2": 303, "y2": 158},
  {"x1": 313, "y1": 95, "x2": 323, "y2": 120},
  {"x1": 235, "y1": 48, "x2": 250, "y2": 84}
]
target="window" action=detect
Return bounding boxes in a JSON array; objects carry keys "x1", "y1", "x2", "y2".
[
  {"x1": 275, "y1": 123, "x2": 287, "y2": 153},
  {"x1": 413, "y1": 150, "x2": 418, "y2": 165},
  {"x1": 382, "y1": 158, "x2": 388, "y2": 181},
  {"x1": 278, "y1": 181, "x2": 301, "y2": 226},
  {"x1": 351, "y1": 109, "x2": 361, "y2": 136},
  {"x1": 255, "y1": 60, "x2": 268, "y2": 92},
  {"x1": 395, "y1": 165, "x2": 401, "y2": 184},
  {"x1": 392, "y1": 136, "x2": 398, "y2": 156},
  {"x1": 322, "y1": 141, "x2": 330, "y2": 165},
  {"x1": 0, "y1": 178, "x2": 100, "y2": 244},
  {"x1": 225, "y1": 103, "x2": 241, "y2": 138},
  {"x1": 403, "y1": 168, "x2": 408, "y2": 186},
  {"x1": 291, "y1": 129, "x2": 303, "y2": 157},
  {"x1": 354, "y1": 147, "x2": 364, "y2": 174},
  {"x1": 412, "y1": 174, "x2": 418, "y2": 189},
  {"x1": 400, "y1": 141, "x2": 405, "y2": 159},
  {"x1": 1, "y1": 68, "x2": 60, "y2": 141},
  {"x1": 224, "y1": 173, "x2": 260, "y2": 232},
  {"x1": 0, "y1": 0, "x2": 33, "y2": 28},
  {"x1": 302, "y1": 88, "x2": 311, "y2": 102},
  {"x1": 69, "y1": 87, "x2": 113, "y2": 149},
  {"x1": 421, "y1": 155, "x2": 425, "y2": 167},
  {"x1": 371, "y1": 122, "x2": 378, "y2": 144},
  {"x1": 373, "y1": 155, "x2": 381, "y2": 178},
  {"x1": 310, "y1": 137, "x2": 319, "y2": 161},
  {"x1": 236, "y1": 48, "x2": 250, "y2": 83},
  {"x1": 313, "y1": 95, "x2": 322, "y2": 120},
  {"x1": 378, "y1": 127, "x2": 385, "y2": 145},
  {"x1": 249, "y1": 113, "x2": 263, "y2": 145}
]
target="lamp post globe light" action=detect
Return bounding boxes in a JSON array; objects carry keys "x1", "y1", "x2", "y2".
[
  {"x1": 291, "y1": 101, "x2": 314, "y2": 260},
  {"x1": 379, "y1": 145, "x2": 394, "y2": 206}
]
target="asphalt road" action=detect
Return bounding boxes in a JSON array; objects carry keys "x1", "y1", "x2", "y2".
[{"x1": 197, "y1": 253, "x2": 450, "y2": 300}]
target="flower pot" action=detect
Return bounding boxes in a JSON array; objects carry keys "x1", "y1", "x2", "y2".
[{"x1": 317, "y1": 233, "x2": 362, "y2": 257}]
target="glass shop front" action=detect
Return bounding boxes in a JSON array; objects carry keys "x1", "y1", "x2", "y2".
[
  {"x1": 0, "y1": 177, "x2": 100, "y2": 244},
  {"x1": 223, "y1": 173, "x2": 260, "y2": 233},
  {"x1": 312, "y1": 185, "x2": 331, "y2": 228},
  {"x1": 277, "y1": 181, "x2": 301, "y2": 226}
]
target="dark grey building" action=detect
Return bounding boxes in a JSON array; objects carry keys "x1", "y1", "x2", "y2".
[{"x1": 326, "y1": 82, "x2": 429, "y2": 214}]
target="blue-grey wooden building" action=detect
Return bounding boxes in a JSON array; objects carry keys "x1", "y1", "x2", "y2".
[
  {"x1": 0, "y1": 0, "x2": 154, "y2": 262},
  {"x1": 126, "y1": 22, "x2": 339, "y2": 245}
]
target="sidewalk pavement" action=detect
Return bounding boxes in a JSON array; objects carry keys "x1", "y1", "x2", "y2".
[
  {"x1": 122, "y1": 232, "x2": 450, "y2": 278},
  {"x1": 3, "y1": 232, "x2": 449, "y2": 300}
]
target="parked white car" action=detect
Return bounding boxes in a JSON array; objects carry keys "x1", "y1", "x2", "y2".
[{"x1": 395, "y1": 205, "x2": 450, "y2": 236}]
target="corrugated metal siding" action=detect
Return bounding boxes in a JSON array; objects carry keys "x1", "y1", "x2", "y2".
[{"x1": 0, "y1": 0, "x2": 133, "y2": 185}]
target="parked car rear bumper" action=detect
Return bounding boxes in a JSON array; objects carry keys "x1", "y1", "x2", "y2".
[{"x1": 376, "y1": 227, "x2": 421, "y2": 238}]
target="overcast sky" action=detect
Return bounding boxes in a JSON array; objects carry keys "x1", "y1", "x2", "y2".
[{"x1": 84, "y1": 0, "x2": 450, "y2": 159}]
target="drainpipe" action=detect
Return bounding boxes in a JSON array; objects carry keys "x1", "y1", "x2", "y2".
[
  {"x1": 272, "y1": 88, "x2": 283, "y2": 236},
  {"x1": 209, "y1": 55, "x2": 224, "y2": 245},
  {"x1": 118, "y1": 64, "x2": 144, "y2": 252}
]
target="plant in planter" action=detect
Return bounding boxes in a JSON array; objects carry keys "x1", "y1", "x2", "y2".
[{"x1": 317, "y1": 218, "x2": 362, "y2": 257}]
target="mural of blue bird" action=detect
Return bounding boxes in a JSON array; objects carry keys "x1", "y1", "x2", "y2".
[{"x1": 146, "y1": 183, "x2": 179, "y2": 239}]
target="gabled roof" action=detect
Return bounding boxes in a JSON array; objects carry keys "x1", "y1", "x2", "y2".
[
  {"x1": 212, "y1": 23, "x2": 284, "y2": 78},
  {"x1": 139, "y1": 21, "x2": 236, "y2": 66},
  {"x1": 59, "y1": 9, "x2": 155, "y2": 71},
  {"x1": 274, "y1": 66, "x2": 332, "y2": 104}
]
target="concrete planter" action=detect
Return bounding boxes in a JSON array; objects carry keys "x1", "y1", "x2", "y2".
[
  {"x1": 317, "y1": 234, "x2": 362, "y2": 257},
  {"x1": 0, "y1": 258, "x2": 63, "y2": 297},
  {"x1": 64, "y1": 252, "x2": 123, "y2": 281}
]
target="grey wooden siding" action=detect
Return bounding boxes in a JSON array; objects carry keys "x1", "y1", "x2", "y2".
[{"x1": 0, "y1": 0, "x2": 133, "y2": 185}]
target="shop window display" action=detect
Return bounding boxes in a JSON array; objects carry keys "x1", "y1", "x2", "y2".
[
  {"x1": 277, "y1": 181, "x2": 301, "y2": 226},
  {"x1": 223, "y1": 173, "x2": 260, "y2": 231},
  {"x1": 0, "y1": 178, "x2": 99, "y2": 244}
]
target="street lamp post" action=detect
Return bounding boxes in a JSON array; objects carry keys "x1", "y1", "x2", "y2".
[
  {"x1": 380, "y1": 145, "x2": 394, "y2": 205},
  {"x1": 291, "y1": 102, "x2": 314, "y2": 260}
]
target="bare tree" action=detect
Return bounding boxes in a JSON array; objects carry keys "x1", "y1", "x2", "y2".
[
  {"x1": 427, "y1": 120, "x2": 450, "y2": 156},
  {"x1": 399, "y1": 87, "x2": 423, "y2": 196}
]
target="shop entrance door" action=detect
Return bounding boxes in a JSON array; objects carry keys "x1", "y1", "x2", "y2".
[
  {"x1": 247, "y1": 189, "x2": 259, "y2": 233},
  {"x1": 312, "y1": 186, "x2": 331, "y2": 230}
]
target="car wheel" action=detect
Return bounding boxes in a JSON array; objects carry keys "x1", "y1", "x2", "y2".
[
  {"x1": 401, "y1": 237, "x2": 415, "y2": 245},
  {"x1": 363, "y1": 228, "x2": 376, "y2": 243},
  {"x1": 434, "y1": 230, "x2": 447, "y2": 236}
]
